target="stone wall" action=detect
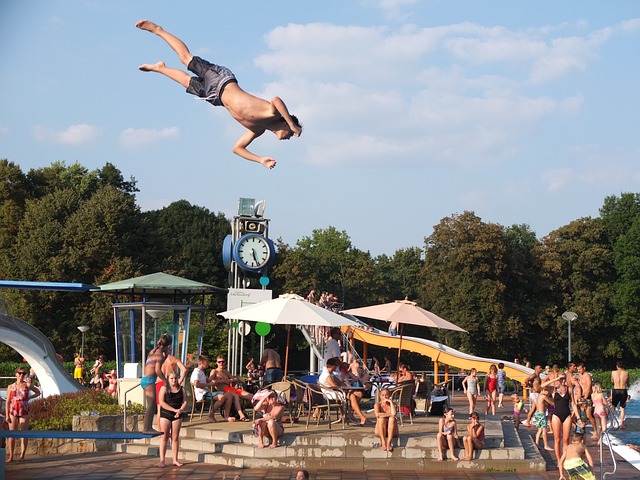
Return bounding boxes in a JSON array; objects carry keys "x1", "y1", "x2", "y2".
[{"x1": 21, "y1": 414, "x2": 144, "y2": 456}]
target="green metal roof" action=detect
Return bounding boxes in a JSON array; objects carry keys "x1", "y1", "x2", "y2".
[{"x1": 96, "y1": 272, "x2": 226, "y2": 295}]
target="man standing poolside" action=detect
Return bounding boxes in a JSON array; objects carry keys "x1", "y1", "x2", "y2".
[{"x1": 611, "y1": 360, "x2": 629, "y2": 430}]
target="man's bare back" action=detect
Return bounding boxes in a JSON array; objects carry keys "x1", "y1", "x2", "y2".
[
  {"x1": 135, "y1": 19, "x2": 301, "y2": 170},
  {"x1": 612, "y1": 367, "x2": 629, "y2": 389},
  {"x1": 261, "y1": 348, "x2": 281, "y2": 370}
]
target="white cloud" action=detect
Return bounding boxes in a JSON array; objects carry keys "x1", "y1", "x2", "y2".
[
  {"x1": 620, "y1": 18, "x2": 640, "y2": 34},
  {"x1": 0, "y1": 125, "x2": 9, "y2": 136},
  {"x1": 542, "y1": 168, "x2": 573, "y2": 192},
  {"x1": 119, "y1": 127, "x2": 180, "y2": 149},
  {"x1": 250, "y1": 20, "x2": 632, "y2": 170},
  {"x1": 32, "y1": 124, "x2": 102, "y2": 145}
]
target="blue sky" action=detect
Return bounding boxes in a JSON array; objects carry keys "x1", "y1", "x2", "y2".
[{"x1": 1, "y1": 1, "x2": 639, "y2": 256}]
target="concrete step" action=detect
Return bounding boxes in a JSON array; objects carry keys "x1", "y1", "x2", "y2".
[{"x1": 112, "y1": 410, "x2": 547, "y2": 472}]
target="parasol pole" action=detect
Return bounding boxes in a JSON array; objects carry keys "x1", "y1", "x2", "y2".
[
  {"x1": 284, "y1": 324, "x2": 291, "y2": 378},
  {"x1": 396, "y1": 323, "x2": 404, "y2": 379}
]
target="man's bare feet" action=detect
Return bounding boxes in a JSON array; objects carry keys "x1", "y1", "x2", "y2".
[
  {"x1": 380, "y1": 445, "x2": 387, "y2": 451},
  {"x1": 544, "y1": 446, "x2": 553, "y2": 451},
  {"x1": 269, "y1": 442, "x2": 278, "y2": 449},
  {"x1": 138, "y1": 61, "x2": 165, "y2": 73},
  {"x1": 437, "y1": 455, "x2": 444, "y2": 461},
  {"x1": 173, "y1": 461, "x2": 183, "y2": 467},
  {"x1": 135, "y1": 20, "x2": 161, "y2": 33},
  {"x1": 226, "y1": 417, "x2": 236, "y2": 422},
  {"x1": 462, "y1": 455, "x2": 471, "y2": 461},
  {"x1": 157, "y1": 462, "x2": 165, "y2": 468},
  {"x1": 452, "y1": 456, "x2": 459, "y2": 461}
]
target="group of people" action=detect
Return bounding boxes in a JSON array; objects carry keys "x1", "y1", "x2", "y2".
[
  {"x1": 457, "y1": 358, "x2": 632, "y2": 478},
  {"x1": 459, "y1": 359, "x2": 631, "y2": 479},
  {"x1": 461, "y1": 363, "x2": 505, "y2": 417},
  {"x1": 305, "y1": 289, "x2": 342, "y2": 311},
  {"x1": 435, "y1": 408, "x2": 485, "y2": 461}
]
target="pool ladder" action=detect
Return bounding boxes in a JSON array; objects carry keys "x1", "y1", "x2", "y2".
[{"x1": 599, "y1": 404, "x2": 619, "y2": 480}]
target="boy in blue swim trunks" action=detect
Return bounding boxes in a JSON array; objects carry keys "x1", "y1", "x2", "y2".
[{"x1": 136, "y1": 20, "x2": 302, "y2": 170}]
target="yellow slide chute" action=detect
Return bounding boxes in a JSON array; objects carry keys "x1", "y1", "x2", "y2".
[{"x1": 344, "y1": 325, "x2": 532, "y2": 384}]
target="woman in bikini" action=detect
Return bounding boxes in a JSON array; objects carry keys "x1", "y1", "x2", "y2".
[
  {"x1": 436, "y1": 407, "x2": 461, "y2": 461},
  {"x1": 484, "y1": 364, "x2": 498, "y2": 416},
  {"x1": 253, "y1": 390, "x2": 284, "y2": 448},
  {"x1": 157, "y1": 372, "x2": 187, "y2": 467},
  {"x1": 374, "y1": 388, "x2": 398, "y2": 452},
  {"x1": 542, "y1": 373, "x2": 577, "y2": 464},
  {"x1": 462, "y1": 368, "x2": 479, "y2": 415},
  {"x1": 6, "y1": 367, "x2": 40, "y2": 462},
  {"x1": 142, "y1": 333, "x2": 172, "y2": 433}
]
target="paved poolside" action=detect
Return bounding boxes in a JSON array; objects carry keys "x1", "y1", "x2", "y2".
[
  {"x1": 3, "y1": 447, "x2": 640, "y2": 480},
  {"x1": 4, "y1": 392, "x2": 639, "y2": 479}
]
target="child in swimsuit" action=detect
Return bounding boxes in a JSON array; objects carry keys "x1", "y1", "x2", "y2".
[
  {"x1": 511, "y1": 393, "x2": 527, "y2": 430},
  {"x1": 559, "y1": 432, "x2": 595, "y2": 480},
  {"x1": 436, "y1": 407, "x2": 460, "y2": 461},
  {"x1": 462, "y1": 368, "x2": 479, "y2": 415},
  {"x1": 574, "y1": 398, "x2": 589, "y2": 438},
  {"x1": 591, "y1": 382, "x2": 608, "y2": 444}
]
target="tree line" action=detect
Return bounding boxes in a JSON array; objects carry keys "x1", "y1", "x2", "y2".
[{"x1": 1, "y1": 159, "x2": 639, "y2": 370}]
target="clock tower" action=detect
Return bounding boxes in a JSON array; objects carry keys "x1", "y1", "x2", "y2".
[{"x1": 222, "y1": 198, "x2": 276, "y2": 289}]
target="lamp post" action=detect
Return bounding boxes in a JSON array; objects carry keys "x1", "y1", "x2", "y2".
[
  {"x1": 78, "y1": 325, "x2": 90, "y2": 357},
  {"x1": 561, "y1": 311, "x2": 577, "y2": 363}
]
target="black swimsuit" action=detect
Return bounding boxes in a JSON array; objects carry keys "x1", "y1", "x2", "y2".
[
  {"x1": 160, "y1": 388, "x2": 184, "y2": 421},
  {"x1": 553, "y1": 390, "x2": 571, "y2": 422}
]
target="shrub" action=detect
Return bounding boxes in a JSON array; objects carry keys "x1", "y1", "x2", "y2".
[{"x1": 29, "y1": 389, "x2": 144, "y2": 430}]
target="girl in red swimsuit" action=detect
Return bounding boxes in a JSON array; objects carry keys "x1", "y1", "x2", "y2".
[
  {"x1": 6, "y1": 367, "x2": 40, "y2": 462},
  {"x1": 484, "y1": 364, "x2": 498, "y2": 416}
]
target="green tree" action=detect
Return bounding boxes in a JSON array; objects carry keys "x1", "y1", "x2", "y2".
[
  {"x1": 538, "y1": 218, "x2": 615, "y2": 367},
  {"x1": 600, "y1": 193, "x2": 640, "y2": 246},
  {"x1": 374, "y1": 247, "x2": 424, "y2": 303},
  {"x1": 143, "y1": 200, "x2": 230, "y2": 291},
  {"x1": 0, "y1": 160, "x2": 29, "y2": 258},
  {"x1": 610, "y1": 217, "x2": 640, "y2": 360},
  {"x1": 500, "y1": 224, "x2": 550, "y2": 363},
  {"x1": 272, "y1": 226, "x2": 381, "y2": 308},
  {"x1": 419, "y1": 212, "x2": 507, "y2": 357}
]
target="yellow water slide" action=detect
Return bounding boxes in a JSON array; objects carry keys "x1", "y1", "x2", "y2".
[{"x1": 344, "y1": 325, "x2": 533, "y2": 385}]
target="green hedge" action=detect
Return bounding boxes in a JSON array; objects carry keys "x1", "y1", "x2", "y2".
[{"x1": 28, "y1": 390, "x2": 144, "y2": 430}]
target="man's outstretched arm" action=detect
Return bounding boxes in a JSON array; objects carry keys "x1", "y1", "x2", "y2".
[
  {"x1": 271, "y1": 97, "x2": 302, "y2": 136},
  {"x1": 232, "y1": 130, "x2": 276, "y2": 169}
]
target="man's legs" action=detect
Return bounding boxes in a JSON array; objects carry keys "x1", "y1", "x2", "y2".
[
  {"x1": 136, "y1": 20, "x2": 193, "y2": 66},
  {"x1": 136, "y1": 20, "x2": 193, "y2": 88}
]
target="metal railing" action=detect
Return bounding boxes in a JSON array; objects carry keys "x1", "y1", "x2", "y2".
[
  {"x1": 600, "y1": 403, "x2": 618, "y2": 480},
  {"x1": 122, "y1": 382, "x2": 142, "y2": 433}
]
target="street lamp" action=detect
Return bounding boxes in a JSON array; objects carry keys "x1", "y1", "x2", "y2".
[
  {"x1": 78, "y1": 325, "x2": 90, "y2": 357},
  {"x1": 561, "y1": 311, "x2": 577, "y2": 363}
]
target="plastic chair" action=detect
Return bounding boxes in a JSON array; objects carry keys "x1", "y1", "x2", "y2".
[
  {"x1": 268, "y1": 380, "x2": 295, "y2": 425},
  {"x1": 306, "y1": 383, "x2": 345, "y2": 430},
  {"x1": 390, "y1": 381, "x2": 414, "y2": 426}
]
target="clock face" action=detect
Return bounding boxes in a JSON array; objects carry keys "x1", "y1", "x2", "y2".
[{"x1": 237, "y1": 235, "x2": 270, "y2": 269}]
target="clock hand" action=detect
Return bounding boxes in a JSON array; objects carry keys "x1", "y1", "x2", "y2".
[{"x1": 252, "y1": 249, "x2": 259, "y2": 263}]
